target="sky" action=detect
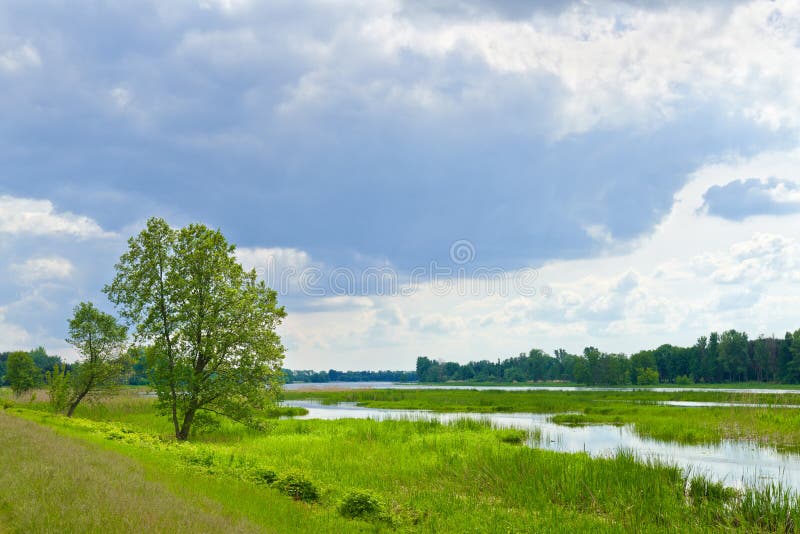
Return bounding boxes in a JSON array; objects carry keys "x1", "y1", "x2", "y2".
[{"x1": 2, "y1": 0, "x2": 800, "y2": 370}]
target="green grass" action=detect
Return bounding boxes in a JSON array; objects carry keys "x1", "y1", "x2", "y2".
[
  {"x1": 7, "y1": 391, "x2": 800, "y2": 532},
  {"x1": 0, "y1": 409, "x2": 261, "y2": 533},
  {"x1": 5, "y1": 389, "x2": 800, "y2": 532}
]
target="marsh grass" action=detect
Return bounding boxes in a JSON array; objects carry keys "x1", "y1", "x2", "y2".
[
  {"x1": 8, "y1": 387, "x2": 800, "y2": 531},
  {"x1": 287, "y1": 388, "x2": 800, "y2": 448},
  {"x1": 9, "y1": 391, "x2": 800, "y2": 532}
]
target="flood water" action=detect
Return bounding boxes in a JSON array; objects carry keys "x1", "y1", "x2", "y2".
[
  {"x1": 283, "y1": 399, "x2": 800, "y2": 492},
  {"x1": 284, "y1": 381, "x2": 800, "y2": 395}
]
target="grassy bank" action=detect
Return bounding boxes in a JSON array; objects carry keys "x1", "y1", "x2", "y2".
[
  {"x1": 284, "y1": 388, "x2": 800, "y2": 449},
  {"x1": 4, "y1": 391, "x2": 800, "y2": 532},
  {"x1": 0, "y1": 410, "x2": 261, "y2": 533}
]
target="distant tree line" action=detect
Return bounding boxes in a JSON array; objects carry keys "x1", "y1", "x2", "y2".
[
  {"x1": 284, "y1": 369, "x2": 417, "y2": 383},
  {"x1": 0, "y1": 346, "x2": 152, "y2": 388},
  {"x1": 1, "y1": 347, "x2": 70, "y2": 387},
  {"x1": 416, "y1": 329, "x2": 800, "y2": 386}
]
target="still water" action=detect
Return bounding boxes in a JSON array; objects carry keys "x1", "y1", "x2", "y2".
[{"x1": 283, "y1": 399, "x2": 800, "y2": 492}]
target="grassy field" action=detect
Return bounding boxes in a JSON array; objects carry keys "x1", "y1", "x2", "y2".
[
  {"x1": 3, "y1": 387, "x2": 800, "y2": 532},
  {"x1": 284, "y1": 388, "x2": 800, "y2": 450}
]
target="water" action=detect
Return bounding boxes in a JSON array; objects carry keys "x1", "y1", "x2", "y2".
[
  {"x1": 283, "y1": 399, "x2": 800, "y2": 492},
  {"x1": 284, "y1": 381, "x2": 800, "y2": 395}
]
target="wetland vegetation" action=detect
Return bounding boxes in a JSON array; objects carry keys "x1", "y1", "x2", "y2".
[{"x1": 4, "y1": 386, "x2": 800, "y2": 532}]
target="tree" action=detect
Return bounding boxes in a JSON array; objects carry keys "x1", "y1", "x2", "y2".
[
  {"x1": 0, "y1": 353, "x2": 7, "y2": 386},
  {"x1": 787, "y1": 329, "x2": 800, "y2": 382},
  {"x1": 6, "y1": 351, "x2": 37, "y2": 397},
  {"x1": 45, "y1": 363, "x2": 71, "y2": 412},
  {"x1": 65, "y1": 302, "x2": 128, "y2": 417},
  {"x1": 719, "y1": 329, "x2": 749, "y2": 382},
  {"x1": 636, "y1": 367, "x2": 660, "y2": 385},
  {"x1": 29, "y1": 346, "x2": 62, "y2": 384},
  {"x1": 105, "y1": 217, "x2": 286, "y2": 440}
]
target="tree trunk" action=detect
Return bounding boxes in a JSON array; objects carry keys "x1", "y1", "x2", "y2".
[
  {"x1": 66, "y1": 386, "x2": 90, "y2": 417},
  {"x1": 176, "y1": 407, "x2": 196, "y2": 441}
]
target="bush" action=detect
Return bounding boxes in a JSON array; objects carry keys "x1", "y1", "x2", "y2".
[
  {"x1": 45, "y1": 363, "x2": 71, "y2": 413},
  {"x1": 675, "y1": 374, "x2": 694, "y2": 385},
  {"x1": 338, "y1": 490, "x2": 387, "y2": 521},
  {"x1": 275, "y1": 472, "x2": 320, "y2": 502},
  {"x1": 249, "y1": 467, "x2": 278, "y2": 485}
]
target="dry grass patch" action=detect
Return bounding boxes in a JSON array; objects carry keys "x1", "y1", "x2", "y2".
[{"x1": 0, "y1": 411, "x2": 261, "y2": 533}]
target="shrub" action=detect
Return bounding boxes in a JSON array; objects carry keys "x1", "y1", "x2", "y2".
[
  {"x1": 675, "y1": 375, "x2": 694, "y2": 385},
  {"x1": 338, "y1": 490, "x2": 387, "y2": 521},
  {"x1": 275, "y1": 472, "x2": 320, "y2": 502},
  {"x1": 249, "y1": 467, "x2": 278, "y2": 485},
  {"x1": 45, "y1": 363, "x2": 71, "y2": 413}
]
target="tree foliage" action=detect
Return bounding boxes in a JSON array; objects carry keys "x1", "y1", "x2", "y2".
[
  {"x1": 45, "y1": 363, "x2": 71, "y2": 412},
  {"x1": 65, "y1": 302, "x2": 128, "y2": 416},
  {"x1": 105, "y1": 217, "x2": 286, "y2": 440},
  {"x1": 6, "y1": 351, "x2": 38, "y2": 396}
]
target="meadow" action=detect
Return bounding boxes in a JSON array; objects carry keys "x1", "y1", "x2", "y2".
[{"x1": 3, "y1": 387, "x2": 800, "y2": 532}]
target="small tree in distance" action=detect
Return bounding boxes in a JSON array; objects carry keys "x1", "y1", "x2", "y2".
[
  {"x1": 45, "y1": 363, "x2": 71, "y2": 412},
  {"x1": 6, "y1": 351, "x2": 37, "y2": 397},
  {"x1": 65, "y1": 302, "x2": 128, "y2": 417},
  {"x1": 105, "y1": 217, "x2": 287, "y2": 440}
]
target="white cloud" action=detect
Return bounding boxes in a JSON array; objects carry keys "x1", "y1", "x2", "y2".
[
  {"x1": 10, "y1": 257, "x2": 75, "y2": 284},
  {"x1": 236, "y1": 246, "x2": 312, "y2": 273},
  {"x1": 0, "y1": 195, "x2": 115, "y2": 239},
  {"x1": 0, "y1": 42, "x2": 41, "y2": 74},
  {"x1": 274, "y1": 1, "x2": 800, "y2": 137},
  {"x1": 110, "y1": 86, "x2": 133, "y2": 109},
  {"x1": 236, "y1": 246, "x2": 313, "y2": 293},
  {"x1": 0, "y1": 307, "x2": 31, "y2": 349}
]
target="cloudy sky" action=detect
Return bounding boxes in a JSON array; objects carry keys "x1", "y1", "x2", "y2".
[{"x1": 3, "y1": 0, "x2": 800, "y2": 369}]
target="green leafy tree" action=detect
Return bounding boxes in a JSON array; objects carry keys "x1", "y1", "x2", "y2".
[
  {"x1": 787, "y1": 329, "x2": 800, "y2": 382},
  {"x1": 719, "y1": 329, "x2": 749, "y2": 382},
  {"x1": 6, "y1": 351, "x2": 37, "y2": 397},
  {"x1": 0, "y1": 353, "x2": 7, "y2": 386},
  {"x1": 636, "y1": 367, "x2": 660, "y2": 385},
  {"x1": 105, "y1": 217, "x2": 286, "y2": 440},
  {"x1": 29, "y1": 346, "x2": 62, "y2": 383},
  {"x1": 65, "y1": 302, "x2": 128, "y2": 417}
]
